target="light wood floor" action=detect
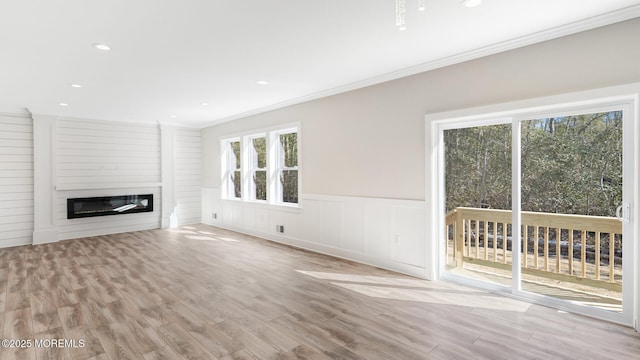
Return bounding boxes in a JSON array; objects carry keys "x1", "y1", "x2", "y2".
[{"x1": 1, "y1": 224, "x2": 639, "y2": 360}]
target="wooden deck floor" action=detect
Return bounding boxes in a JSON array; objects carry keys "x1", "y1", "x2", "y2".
[{"x1": 1, "y1": 224, "x2": 639, "y2": 359}]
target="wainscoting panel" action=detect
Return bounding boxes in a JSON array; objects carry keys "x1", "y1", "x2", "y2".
[
  {"x1": 0, "y1": 114, "x2": 33, "y2": 247},
  {"x1": 201, "y1": 189, "x2": 427, "y2": 278},
  {"x1": 232, "y1": 201, "x2": 244, "y2": 228},
  {"x1": 243, "y1": 205, "x2": 256, "y2": 229},
  {"x1": 321, "y1": 201, "x2": 343, "y2": 249},
  {"x1": 255, "y1": 207, "x2": 270, "y2": 233},
  {"x1": 300, "y1": 199, "x2": 322, "y2": 244},
  {"x1": 342, "y1": 202, "x2": 367, "y2": 254},
  {"x1": 365, "y1": 203, "x2": 393, "y2": 259},
  {"x1": 393, "y1": 206, "x2": 426, "y2": 268}
]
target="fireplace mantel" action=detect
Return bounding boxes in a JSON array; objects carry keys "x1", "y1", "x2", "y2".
[{"x1": 55, "y1": 182, "x2": 163, "y2": 191}]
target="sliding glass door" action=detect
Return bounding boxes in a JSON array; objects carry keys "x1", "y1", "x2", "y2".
[{"x1": 438, "y1": 99, "x2": 635, "y2": 325}]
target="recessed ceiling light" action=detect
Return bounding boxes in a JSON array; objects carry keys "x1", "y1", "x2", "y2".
[
  {"x1": 256, "y1": 80, "x2": 269, "y2": 85},
  {"x1": 59, "y1": 102, "x2": 68, "y2": 107},
  {"x1": 71, "y1": 84, "x2": 82, "y2": 88},
  {"x1": 170, "y1": 115, "x2": 177, "y2": 118},
  {"x1": 93, "y1": 43, "x2": 111, "y2": 51},
  {"x1": 201, "y1": 102, "x2": 209, "y2": 106},
  {"x1": 462, "y1": 0, "x2": 482, "y2": 7}
]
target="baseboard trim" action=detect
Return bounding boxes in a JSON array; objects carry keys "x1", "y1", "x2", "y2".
[{"x1": 203, "y1": 220, "x2": 428, "y2": 279}]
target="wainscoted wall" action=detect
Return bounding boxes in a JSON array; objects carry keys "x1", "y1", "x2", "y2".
[
  {"x1": 0, "y1": 113, "x2": 33, "y2": 248},
  {"x1": 202, "y1": 188, "x2": 427, "y2": 278}
]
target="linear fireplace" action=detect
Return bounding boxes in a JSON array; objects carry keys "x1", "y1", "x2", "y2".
[{"x1": 67, "y1": 194, "x2": 153, "y2": 219}]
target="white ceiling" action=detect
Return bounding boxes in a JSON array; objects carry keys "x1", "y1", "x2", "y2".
[{"x1": 1, "y1": 0, "x2": 639, "y2": 128}]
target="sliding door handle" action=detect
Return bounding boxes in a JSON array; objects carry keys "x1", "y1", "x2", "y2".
[{"x1": 616, "y1": 203, "x2": 630, "y2": 223}]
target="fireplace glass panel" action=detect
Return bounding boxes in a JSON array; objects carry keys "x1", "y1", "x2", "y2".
[{"x1": 67, "y1": 194, "x2": 153, "y2": 219}]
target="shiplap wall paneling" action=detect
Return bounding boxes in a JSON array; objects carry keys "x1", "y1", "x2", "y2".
[
  {"x1": 0, "y1": 114, "x2": 33, "y2": 247},
  {"x1": 174, "y1": 128, "x2": 202, "y2": 225},
  {"x1": 56, "y1": 119, "x2": 161, "y2": 187},
  {"x1": 55, "y1": 119, "x2": 162, "y2": 239}
]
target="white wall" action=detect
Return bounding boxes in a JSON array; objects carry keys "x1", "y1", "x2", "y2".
[
  {"x1": 173, "y1": 128, "x2": 202, "y2": 225},
  {"x1": 53, "y1": 118, "x2": 162, "y2": 240},
  {"x1": 0, "y1": 114, "x2": 206, "y2": 247},
  {"x1": 55, "y1": 118, "x2": 161, "y2": 187},
  {"x1": 201, "y1": 19, "x2": 640, "y2": 278},
  {"x1": 0, "y1": 113, "x2": 33, "y2": 247}
]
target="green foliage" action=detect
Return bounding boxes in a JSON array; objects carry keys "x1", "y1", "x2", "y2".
[
  {"x1": 231, "y1": 141, "x2": 241, "y2": 169},
  {"x1": 252, "y1": 137, "x2": 267, "y2": 200},
  {"x1": 280, "y1": 133, "x2": 298, "y2": 167},
  {"x1": 230, "y1": 140, "x2": 242, "y2": 198},
  {"x1": 280, "y1": 133, "x2": 298, "y2": 203},
  {"x1": 445, "y1": 111, "x2": 622, "y2": 216},
  {"x1": 445, "y1": 123, "x2": 512, "y2": 211},
  {"x1": 254, "y1": 170, "x2": 267, "y2": 200},
  {"x1": 253, "y1": 137, "x2": 267, "y2": 168}
]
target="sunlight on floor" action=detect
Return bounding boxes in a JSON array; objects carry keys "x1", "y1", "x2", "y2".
[
  {"x1": 295, "y1": 270, "x2": 448, "y2": 289},
  {"x1": 296, "y1": 270, "x2": 531, "y2": 312},
  {"x1": 169, "y1": 229, "x2": 198, "y2": 234},
  {"x1": 170, "y1": 227, "x2": 238, "y2": 242}
]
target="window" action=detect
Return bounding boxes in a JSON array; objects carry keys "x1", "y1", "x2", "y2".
[
  {"x1": 276, "y1": 131, "x2": 298, "y2": 204},
  {"x1": 223, "y1": 138, "x2": 241, "y2": 199},
  {"x1": 221, "y1": 126, "x2": 299, "y2": 206},
  {"x1": 249, "y1": 135, "x2": 267, "y2": 201}
]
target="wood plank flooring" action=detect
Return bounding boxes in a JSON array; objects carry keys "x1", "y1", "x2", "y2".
[{"x1": 0, "y1": 224, "x2": 638, "y2": 359}]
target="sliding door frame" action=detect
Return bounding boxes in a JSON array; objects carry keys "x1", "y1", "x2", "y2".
[{"x1": 425, "y1": 83, "x2": 640, "y2": 329}]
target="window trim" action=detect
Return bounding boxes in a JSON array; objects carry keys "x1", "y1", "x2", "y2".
[
  {"x1": 272, "y1": 127, "x2": 300, "y2": 206},
  {"x1": 221, "y1": 137, "x2": 242, "y2": 200},
  {"x1": 247, "y1": 133, "x2": 268, "y2": 203},
  {"x1": 220, "y1": 123, "x2": 301, "y2": 208}
]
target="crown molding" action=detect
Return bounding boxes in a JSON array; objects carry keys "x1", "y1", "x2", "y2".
[
  {"x1": 203, "y1": 4, "x2": 640, "y2": 129},
  {"x1": 0, "y1": 106, "x2": 31, "y2": 118}
]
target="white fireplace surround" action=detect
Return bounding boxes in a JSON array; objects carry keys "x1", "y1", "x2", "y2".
[{"x1": 30, "y1": 115, "x2": 201, "y2": 244}]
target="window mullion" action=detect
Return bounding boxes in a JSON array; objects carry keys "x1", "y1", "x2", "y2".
[
  {"x1": 268, "y1": 131, "x2": 278, "y2": 205},
  {"x1": 241, "y1": 137, "x2": 250, "y2": 202}
]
